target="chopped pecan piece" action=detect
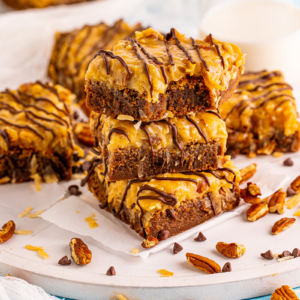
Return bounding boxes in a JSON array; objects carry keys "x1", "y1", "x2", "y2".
[
  {"x1": 291, "y1": 175, "x2": 300, "y2": 193},
  {"x1": 271, "y1": 285, "x2": 299, "y2": 300},
  {"x1": 272, "y1": 218, "x2": 296, "y2": 235},
  {"x1": 141, "y1": 237, "x2": 158, "y2": 248},
  {"x1": 0, "y1": 220, "x2": 15, "y2": 243},
  {"x1": 269, "y1": 191, "x2": 286, "y2": 214},
  {"x1": 240, "y1": 182, "x2": 262, "y2": 204},
  {"x1": 246, "y1": 202, "x2": 269, "y2": 222},
  {"x1": 186, "y1": 253, "x2": 221, "y2": 274},
  {"x1": 69, "y1": 238, "x2": 92, "y2": 265},
  {"x1": 216, "y1": 242, "x2": 246, "y2": 258},
  {"x1": 240, "y1": 163, "x2": 257, "y2": 184}
]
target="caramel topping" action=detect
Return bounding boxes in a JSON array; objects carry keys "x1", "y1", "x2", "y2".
[
  {"x1": 220, "y1": 70, "x2": 300, "y2": 140},
  {"x1": 0, "y1": 82, "x2": 75, "y2": 153},
  {"x1": 86, "y1": 28, "x2": 245, "y2": 102}
]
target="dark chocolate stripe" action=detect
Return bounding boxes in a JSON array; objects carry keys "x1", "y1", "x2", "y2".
[
  {"x1": 80, "y1": 157, "x2": 103, "y2": 187},
  {"x1": 167, "y1": 28, "x2": 195, "y2": 64},
  {"x1": 190, "y1": 37, "x2": 209, "y2": 71},
  {"x1": 244, "y1": 70, "x2": 267, "y2": 75},
  {"x1": 128, "y1": 38, "x2": 153, "y2": 98},
  {"x1": 164, "y1": 35, "x2": 174, "y2": 66},
  {"x1": 160, "y1": 66, "x2": 168, "y2": 84},
  {"x1": 90, "y1": 148, "x2": 101, "y2": 155},
  {"x1": 95, "y1": 114, "x2": 101, "y2": 130},
  {"x1": 186, "y1": 115, "x2": 207, "y2": 143},
  {"x1": 274, "y1": 99, "x2": 293, "y2": 110},
  {"x1": 153, "y1": 177, "x2": 197, "y2": 184},
  {"x1": 205, "y1": 170, "x2": 234, "y2": 185},
  {"x1": 238, "y1": 71, "x2": 282, "y2": 88},
  {"x1": 67, "y1": 131, "x2": 74, "y2": 150},
  {"x1": 161, "y1": 119, "x2": 184, "y2": 166},
  {"x1": 140, "y1": 124, "x2": 154, "y2": 164},
  {"x1": 100, "y1": 156, "x2": 108, "y2": 177},
  {"x1": 75, "y1": 25, "x2": 92, "y2": 57},
  {"x1": 108, "y1": 128, "x2": 131, "y2": 142},
  {"x1": 235, "y1": 82, "x2": 292, "y2": 93},
  {"x1": 217, "y1": 167, "x2": 236, "y2": 182},
  {"x1": 209, "y1": 34, "x2": 225, "y2": 68},
  {"x1": 0, "y1": 117, "x2": 43, "y2": 140},
  {"x1": 254, "y1": 94, "x2": 294, "y2": 109},
  {"x1": 183, "y1": 171, "x2": 210, "y2": 187},
  {"x1": 206, "y1": 110, "x2": 223, "y2": 120},
  {"x1": 0, "y1": 129, "x2": 9, "y2": 147}
]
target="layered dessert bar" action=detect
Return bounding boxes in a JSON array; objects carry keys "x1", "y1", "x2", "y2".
[
  {"x1": 90, "y1": 110, "x2": 228, "y2": 181},
  {"x1": 2, "y1": 0, "x2": 95, "y2": 9},
  {"x1": 48, "y1": 19, "x2": 143, "y2": 103},
  {"x1": 85, "y1": 28, "x2": 245, "y2": 122},
  {"x1": 84, "y1": 156, "x2": 240, "y2": 242},
  {"x1": 0, "y1": 82, "x2": 80, "y2": 185},
  {"x1": 220, "y1": 70, "x2": 300, "y2": 156}
]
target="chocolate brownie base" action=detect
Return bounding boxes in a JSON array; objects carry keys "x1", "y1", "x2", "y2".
[
  {"x1": 104, "y1": 142, "x2": 224, "y2": 181},
  {"x1": 0, "y1": 148, "x2": 72, "y2": 183},
  {"x1": 85, "y1": 68, "x2": 242, "y2": 122},
  {"x1": 88, "y1": 171, "x2": 240, "y2": 239},
  {"x1": 226, "y1": 130, "x2": 300, "y2": 156}
]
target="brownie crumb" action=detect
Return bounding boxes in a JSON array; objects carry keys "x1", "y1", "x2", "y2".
[
  {"x1": 158, "y1": 229, "x2": 170, "y2": 241},
  {"x1": 260, "y1": 250, "x2": 274, "y2": 260},
  {"x1": 222, "y1": 262, "x2": 231, "y2": 272},
  {"x1": 173, "y1": 242, "x2": 183, "y2": 254},
  {"x1": 106, "y1": 266, "x2": 116, "y2": 276},
  {"x1": 194, "y1": 232, "x2": 206, "y2": 242},
  {"x1": 68, "y1": 185, "x2": 82, "y2": 196},
  {"x1": 58, "y1": 256, "x2": 71, "y2": 265},
  {"x1": 283, "y1": 158, "x2": 293, "y2": 166}
]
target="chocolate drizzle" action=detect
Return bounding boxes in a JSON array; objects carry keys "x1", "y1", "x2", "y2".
[
  {"x1": 90, "y1": 148, "x2": 101, "y2": 155},
  {"x1": 95, "y1": 114, "x2": 101, "y2": 130},
  {"x1": 205, "y1": 170, "x2": 234, "y2": 185},
  {"x1": 140, "y1": 124, "x2": 154, "y2": 163},
  {"x1": 209, "y1": 34, "x2": 224, "y2": 68},
  {"x1": 238, "y1": 71, "x2": 282, "y2": 87},
  {"x1": 94, "y1": 50, "x2": 130, "y2": 79},
  {"x1": 128, "y1": 38, "x2": 153, "y2": 97},
  {"x1": 108, "y1": 128, "x2": 131, "y2": 142},
  {"x1": 206, "y1": 110, "x2": 222, "y2": 120},
  {"x1": 183, "y1": 171, "x2": 210, "y2": 186},
  {"x1": 161, "y1": 119, "x2": 184, "y2": 166},
  {"x1": 190, "y1": 37, "x2": 209, "y2": 71},
  {"x1": 186, "y1": 115, "x2": 207, "y2": 142},
  {"x1": 153, "y1": 176, "x2": 197, "y2": 184},
  {"x1": 80, "y1": 157, "x2": 103, "y2": 187},
  {"x1": 164, "y1": 35, "x2": 174, "y2": 66},
  {"x1": 0, "y1": 129, "x2": 9, "y2": 147},
  {"x1": 217, "y1": 168, "x2": 236, "y2": 182},
  {"x1": 235, "y1": 82, "x2": 292, "y2": 93}
]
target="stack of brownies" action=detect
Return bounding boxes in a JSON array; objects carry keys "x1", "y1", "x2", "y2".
[{"x1": 82, "y1": 27, "x2": 245, "y2": 246}]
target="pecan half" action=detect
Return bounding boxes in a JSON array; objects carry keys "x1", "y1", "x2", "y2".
[
  {"x1": 69, "y1": 238, "x2": 92, "y2": 265},
  {"x1": 216, "y1": 242, "x2": 246, "y2": 258},
  {"x1": 272, "y1": 218, "x2": 296, "y2": 235},
  {"x1": 186, "y1": 253, "x2": 221, "y2": 274},
  {"x1": 240, "y1": 182, "x2": 262, "y2": 204},
  {"x1": 0, "y1": 220, "x2": 15, "y2": 243},
  {"x1": 271, "y1": 285, "x2": 299, "y2": 300},
  {"x1": 246, "y1": 202, "x2": 269, "y2": 222},
  {"x1": 240, "y1": 163, "x2": 257, "y2": 184},
  {"x1": 74, "y1": 122, "x2": 94, "y2": 147},
  {"x1": 269, "y1": 191, "x2": 286, "y2": 214},
  {"x1": 141, "y1": 237, "x2": 158, "y2": 248},
  {"x1": 291, "y1": 175, "x2": 300, "y2": 193}
]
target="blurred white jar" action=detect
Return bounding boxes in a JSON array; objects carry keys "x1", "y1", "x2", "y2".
[{"x1": 200, "y1": 0, "x2": 300, "y2": 83}]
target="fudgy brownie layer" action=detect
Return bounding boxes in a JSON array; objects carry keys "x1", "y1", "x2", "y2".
[
  {"x1": 0, "y1": 148, "x2": 72, "y2": 183},
  {"x1": 226, "y1": 130, "x2": 300, "y2": 156},
  {"x1": 88, "y1": 171, "x2": 240, "y2": 239},
  {"x1": 104, "y1": 142, "x2": 224, "y2": 181},
  {"x1": 86, "y1": 69, "x2": 242, "y2": 122}
]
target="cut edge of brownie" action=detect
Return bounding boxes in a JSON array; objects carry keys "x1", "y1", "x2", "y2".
[
  {"x1": 85, "y1": 67, "x2": 242, "y2": 121},
  {"x1": 88, "y1": 171, "x2": 240, "y2": 240}
]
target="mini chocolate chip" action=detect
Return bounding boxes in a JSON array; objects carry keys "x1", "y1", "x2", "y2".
[
  {"x1": 292, "y1": 248, "x2": 300, "y2": 258},
  {"x1": 194, "y1": 232, "x2": 206, "y2": 242},
  {"x1": 73, "y1": 111, "x2": 79, "y2": 120},
  {"x1": 82, "y1": 161, "x2": 91, "y2": 172},
  {"x1": 131, "y1": 203, "x2": 136, "y2": 209},
  {"x1": 173, "y1": 242, "x2": 183, "y2": 254},
  {"x1": 68, "y1": 185, "x2": 82, "y2": 196},
  {"x1": 166, "y1": 209, "x2": 176, "y2": 219},
  {"x1": 281, "y1": 250, "x2": 293, "y2": 257},
  {"x1": 73, "y1": 152, "x2": 80, "y2": 162},
  {"x1": 106, "y1": 266, "x2": 116, "y2": 276},
  {"x1": 58, "y1": 256, "x2": 71, "y2": 265},
  {"x1": 261, "y1": 250, "x2": 274, "y2": 260},
  {"x1": 222, "y1": 262, "x2": 231, "y2": 272},
  {"x1": 72, "y1": 165, "x2": 83, "y2": 174},
  {"x1": 287, "y1": 186, "x2": 297, "y2": 197},
  {"x1": 158, "y1": 229, "x2": 170, "y2": 241},
  {"x1": 283, "y1": 158, "x2": 293, "y2": 166}
]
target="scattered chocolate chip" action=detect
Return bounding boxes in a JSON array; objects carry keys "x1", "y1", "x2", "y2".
[
  {"x1": 131, "y1": 203, "x2": 136, "y2": 209},
  {"x1": 194, "y1": 232, "x2": 206, "y2": 242},
  {"x1": 106, "y1": 266, "x2": 116, "y2": 276},
  {"x1": 68, "y1": 185, "x2": 82, "y2": 196},
  {"x1": 58, "y1": 256, "x2": 71, "y2": 266},
  {"x1": 73, "y1": 111, "x2": 79, "y2": 120},
  {"x1": 72, "y1": 165, "x2": 83, "y2": 174},
  {"x1": 166, "y1": 209, "x2": 176, "y2": 219},
  {"x1": 173, "y1": 242, "x2": 183, "y2": 254},
  {"x1": 287, "y1": 186, "x2": 297, "y2": 197},
  {"x1": 73, "y1": 152, "x2": 80, "y2": 162},
  {"x1": 261, "y1": 250, "x2": 274, "y2": 260},
  {"x1": 158, "y1": 229, "x2": 170, "y2": 241},
  {"x1": 292, "y1": 248, "x2": 300, "y2": 258},
  {"x1": 283, "y1": 158, "x2": 293, "y2": 166},
  {"x1": 222, "y1": 262, "x2": 231, "y2": 272},
  {"x1": 82, "y1": 161, "x2": 91, "y2": 172},
  {"x1": 281, "y1": 250, "x2": 293, "y2": 258}
]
